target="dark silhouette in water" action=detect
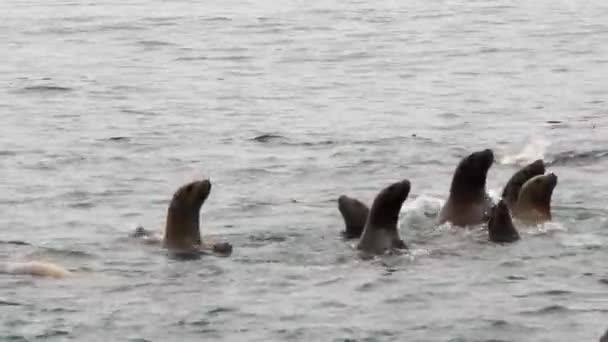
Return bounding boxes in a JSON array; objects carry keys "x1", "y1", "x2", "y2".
[
  {"x1": 487, "y1": 200, "x2": 520, "y2": 243},
  {"x1": 600, "y1": 329, "x2": 608, "y2": 342},
  {"x1": 357, "y1": 179, "x2": 410, "y2": 255},
  {"x1": 337, "y1": 195, "x2": 369, "y2": 239}
]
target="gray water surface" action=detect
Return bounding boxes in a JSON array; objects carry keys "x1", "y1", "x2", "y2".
[{"x1": 1, "y1": 0, "x2": 608, "y2": 341}]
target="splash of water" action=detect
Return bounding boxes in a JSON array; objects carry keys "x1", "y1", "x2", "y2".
[{"x1": 500, "y1": 136, "x2": 550, "y2": 166}]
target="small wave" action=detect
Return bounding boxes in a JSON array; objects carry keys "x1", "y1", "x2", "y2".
[
  {"x1": 0, "y1": 299, "x2": 22, "y2": 306},
  {"x1": 0, "y1": 150, "x2": 17, "y2": 156},
  {"x1": 546, "y1": 149, "x2": 608, "y2": 166},
  {"x1": 174, "y1": 56, "x2": 208, "y2": 61},
  {"x1": 107, "y1": 136, "x2": 130, "y2": 142},
  {"x1": 247, "y1": 234, "x2": 288, "y2": 243},
  {"x1": 537, "y1": 289, "x2": 572, "y2": 296},
  {"x1": 30, "y1": 246, "x2": 95, "y2": 259},
  {"x1": 1, "y1": 335, "x2": 27, "y2": 341},
  {"x1": 521, "y1": 304, "x2": 569, "y2": 315},
  {"x1": 523, "y1": 221, "x2": 567, "y2": 235},
  {"x1": 251, "y1": 134, "x2": 287, "y2": 143},
  {"x1": 0, "y1": 240, "x2": 32, "y2": 246},
  {"x1": 202, "y1": 16, "x2": 231, "y2": 22},
  {"x1": 207, "y1": 307, "x2": 237, "y2": 316},
  {"x1": 207, "y1": 55, "x2": 252, "y2": 61},
  {"x1": 19, "y1": 85, "x2": 73, "y2": 93},
  {"x1": 137, "y1": 40, "x2": 174, "y2": 47},
  {"x1": 506, "y1": 274, "x2": 527, "y2": 280},
  {"x1": 36, "y1": 330, "x2": 71, "y2": 339}
]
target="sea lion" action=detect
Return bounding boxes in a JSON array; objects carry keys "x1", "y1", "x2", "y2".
[
  {"x1": 512, "y1": 173, "x2": 558, "y2": 225},
  {"x1": 487, "y1": 200, "x2": 520, "y2": 243},
  {"x1": 600, "y1": 329, "x2": 608, "y2": 342},
  {"x1": 438, "y1": 149, "x2": 495, "y2": 227},
  {"x1": 337, "y1": 195, "x2": 369, "y2": 239},
  {"x1": 357, "y1": 179, "x2": 410, "y2": 255},
  {"x1": 501, "y1": 159, "x2": 545, "y2": 211},
  {"x1": 0, "y1": 261, "x2": 71, "y2": 278},
  {"x1": 133, "y1": 179, "x2": 232, "y2": 257}
]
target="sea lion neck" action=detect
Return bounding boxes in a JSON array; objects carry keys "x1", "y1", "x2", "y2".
[
  {"x1": 365, "y1": 210, "x2": 400, "y2": 229},
  {"x1": 449, "y1": 182, "x2": 487, "y2": 201},
  {"x1": 164, "y1": 202, "x2": 202, "y2": 244}
]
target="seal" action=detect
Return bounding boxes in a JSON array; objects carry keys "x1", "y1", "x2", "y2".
[
  {"x1": 487, "y1": 200, "x2": 520, "y2": 243},
  {"x1": 337, "y1": 195, "x2": 369, "y2": 239},
  {"x1": 501, "y1": 159, "x2": 545, "y2": 211},
  {"x1": 512, "y1": 173, "x2": 558, "y2": 225},
  {"x1": 357, "y1": 179, "x2": 410, "y2": 255},
  {"x1": 133, "y1": 179, "x2": 232, "y2": 258},
  {"x1": 0, "y1": 261, "x2": 71, "y2": 278},
  {"x1": 600, "y1": 329, "x2": 608, "y2": 342},
  {"x1": 438, "y1": 149, "x2": 495, "y2": 227}
]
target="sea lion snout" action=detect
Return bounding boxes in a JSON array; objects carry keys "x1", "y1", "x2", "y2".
[
  {"x1": 546, "y1": 172, "x2": 558, "y2": 186},
  {"x1": 174, "y1": 179, "x2": 212, "y2": 207},
  {"x1": 337, "y1": 195, "x2": 350, "y2": 207},
  {"x1": 476, "y1": 148, "x2": 495, "y2": 169},
  {"x1": 386, "y1": 179, "x2": 411, "y2": 200}
]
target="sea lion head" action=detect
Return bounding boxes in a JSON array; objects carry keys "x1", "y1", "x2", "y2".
[
  {"x1": 164, "y1": 179, "x2": 212, "y2": 249},
  {"x1": 450, "y1": 149, "x2": 494, "y2": 197},
  {"x1": 516, "y1": 173, "x2": 558, "y2": 221},
  {"x1": 367, "y1": 179, "x2": 411, "y2": 228},
  {"x1": 501, "y1": 159, "x2": 545, "y2": 209},
  {"x1": 337, "y1": 195, "x2": 369, "y2": 239},
  {"x1": 171, "y1": 179, "x2": 211, "y2": 210},
  {"x1": 488, "y1": 200, "x2": 520, "y2": 243}
]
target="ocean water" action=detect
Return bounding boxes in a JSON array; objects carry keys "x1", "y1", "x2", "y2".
[{"x1": 1, "y1": 0, "x2": 608, "y2": 341}]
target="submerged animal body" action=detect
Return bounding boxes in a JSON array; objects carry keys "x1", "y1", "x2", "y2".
[{"x1": 337, "y1": 195, "x2": 369, "y2": 239}]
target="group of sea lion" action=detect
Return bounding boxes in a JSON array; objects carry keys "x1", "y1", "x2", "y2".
[
  {"x1": 2, "y1": 147, "x2": 560, "y2": 277},
  {"x1": 338, "y1": 148, "x2": 559, "y2": 255}
]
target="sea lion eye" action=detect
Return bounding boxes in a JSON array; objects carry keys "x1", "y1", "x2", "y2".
[{"x1": 185, "y1": 184, "x2": 193, "y2": 193}]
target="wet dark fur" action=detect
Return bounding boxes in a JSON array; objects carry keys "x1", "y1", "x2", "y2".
[
  {"x1": 357, "y1": 179, "x2": 410, "y2": 255},
  {"x1": 600, "y1": 329, "x2": 608, "y2": 342},
  {"x1": 438, "y1": 149, "x2": 495, "y2": 226},
  {"x1": 163, "y1": 180, "x2": 211, "y2": 250},
  {"x1": 488, "y1": 200, "x2": 520, "y2": 243},
  {"x1": 337, "y1": 195, "x2": 369, "y2": 239},
  {"x1": 501, "y1": 159, "x2": 545, "y2": 211}
]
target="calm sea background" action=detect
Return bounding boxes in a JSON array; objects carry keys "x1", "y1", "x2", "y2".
[{"x1": 1, "y1": 0, "x2": 608, "y2": 341}]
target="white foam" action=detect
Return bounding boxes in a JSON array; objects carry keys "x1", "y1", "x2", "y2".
[{"x1": 500, "y1": 136, "x2": 550, "y2": 166}]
